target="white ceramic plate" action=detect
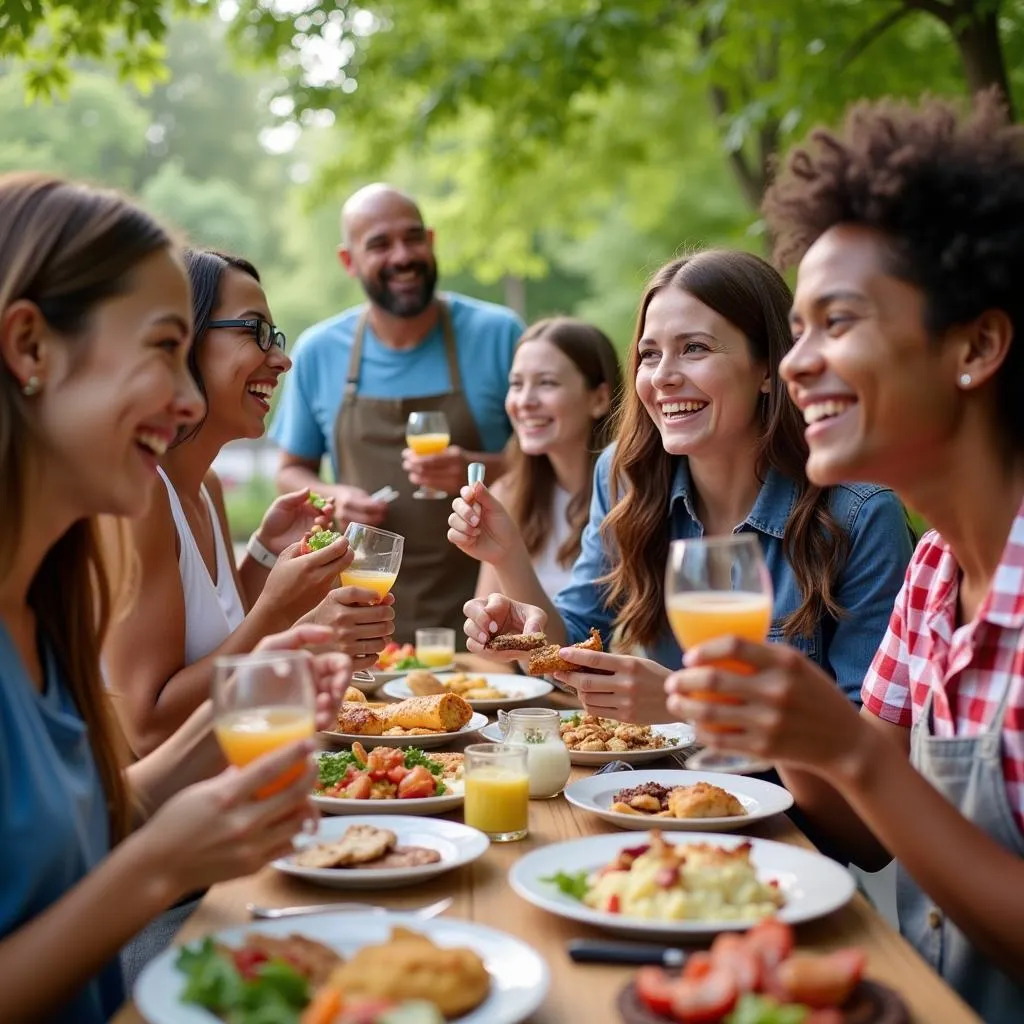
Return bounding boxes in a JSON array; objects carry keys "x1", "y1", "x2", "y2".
[
  {"x1": 563, "y1": 769, "x2": 794, "y2": 832},
  {"x1": 320, "y1": 710, "x2": 488, "y2": 749},
  {"x1": 313, "y1": 749, "x2": 465, "y2": 817},
  {"x1": 134, "y1": 912, "x2": 549, "y2": 1024},
  {"x1": 480, "y1": 710, "x2": 694, "y2": 765},
  {"x1": 509, "y1": 831, "x2": 855, "y2": 939},
  {"x1": 273, "y1": 815, "x2": 489, "y2": 889},
  {"x1": 382, "y1": 672, "x2": 554, "y2": 711}
]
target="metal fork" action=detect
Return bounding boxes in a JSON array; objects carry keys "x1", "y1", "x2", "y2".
[{"x1": 247, "y1": 895, "x2": 453, "y2": 921}]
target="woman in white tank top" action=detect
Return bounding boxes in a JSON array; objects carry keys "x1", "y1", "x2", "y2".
[
  {"x1": 103, "y1": 251, "x2": 396, "y2": 758},
  {"x1": 475, "y1": 318, "x2": 621, "y2": 603}
]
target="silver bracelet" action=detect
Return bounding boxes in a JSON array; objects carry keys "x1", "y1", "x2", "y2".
[{"x1": 246, "y1": 533, "x2": 278, "y2": 569}]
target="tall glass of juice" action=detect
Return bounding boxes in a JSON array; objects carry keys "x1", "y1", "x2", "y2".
[
  {"x1": 463, "y1": 742, "x2": 530, "y2": 842},
  {"x1": 406, "y1": 410, "x2": 451, "y2": 499},
  {"x1": 665, "y1": 534, "x2": 773, "y2": 771},
  {"x1": 212, "y1": 650, "x2": 316, "y2": 798},
  {"x1": 415, "y1": 627, "x2": 456, "y2": 668}
]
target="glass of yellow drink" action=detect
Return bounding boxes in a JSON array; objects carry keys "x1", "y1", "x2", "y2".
[
  {"x1": 463, "y1": 742, "x2": 530, "y2": 842},
  {"x1": 406, "y1": 410, "x2": 451, "y2": 499},
  {"x1": 212, "y1": 650, "x2": 316, "y2": 798},
  {"x1": 665, "y1": 534, "x2": 773, "y2": 771},
  {"x1": 415, "y1": 627, "x2": 456, "y2": 667}
]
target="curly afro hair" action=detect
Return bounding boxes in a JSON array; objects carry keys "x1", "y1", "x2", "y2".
[{"x1": 763, "y1": 88, "x2": 1024, "y2": 446}]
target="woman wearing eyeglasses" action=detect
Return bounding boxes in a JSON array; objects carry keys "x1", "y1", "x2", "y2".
[{"x1": 103, "y1": 251, "x2": 396, "y2": 764}]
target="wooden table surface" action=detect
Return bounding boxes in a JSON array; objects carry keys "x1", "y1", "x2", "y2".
[{"x1": 114, "y1": 656, "x2": 980, "y2": 1024}]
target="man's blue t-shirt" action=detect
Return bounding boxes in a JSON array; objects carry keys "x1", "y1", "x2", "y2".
[{"x1": 270, "y1": 292, "x2": 524, "y2": 476}]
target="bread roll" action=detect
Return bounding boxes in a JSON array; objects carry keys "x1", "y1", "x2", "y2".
[
  {"x1": 382, "y1": 693, "x2": 473, "y2": 732},
  {"x1": 405, "y1": 670, "x2": 445, "y2": 696},
  {"x1": 344, "y1": 686, "x2": 368, "y2": 703}
]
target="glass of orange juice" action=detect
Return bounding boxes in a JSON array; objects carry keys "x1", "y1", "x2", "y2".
[
  {"x1": 212, "y1": 650, "x2": 316, "y2": 798},
  {"x1": 665, "y1": 534, "x2": 773, "y2": 771},
  {"x1": 406, "y1": 410, "x2": 451, "y2": 499},
  {"x1": 463, "y1": 742, "x2": 529, "y2": 842}
]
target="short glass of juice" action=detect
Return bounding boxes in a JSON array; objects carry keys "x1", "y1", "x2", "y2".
[
  {"x1": 463, "y1": 742, "x2": 530, "y2": 842},
  {"x1": 415, "y1": 627, "x2": 456, "y2": 668},
  {"x1": 212, "y1": 650, "x2": 316, "y2": 798}
]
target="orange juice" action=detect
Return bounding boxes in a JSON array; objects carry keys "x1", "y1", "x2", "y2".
[
  {"x1": 339, "y1": 568, "x2": 398, "y2": 598},
  {"x1": 214, "y1": 705, "x2": 314, "y2": 796},
  {"x1": 667, "y1": 591, "x2": 772, "y2": 729},
  {"x1": 406, "y1": 432, "x2": 450, "y2": 455},
  {"x1": 464, "y1": 767, "x2": 529, "y2": 837},
  {"x1": 416, "y1": 645, "x2": 454, "y2": 667}
]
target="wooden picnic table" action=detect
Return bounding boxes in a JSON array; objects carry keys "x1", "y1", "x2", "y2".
[{"x1": 114, "y1": 655, "x2": 981, "y2": 1024}]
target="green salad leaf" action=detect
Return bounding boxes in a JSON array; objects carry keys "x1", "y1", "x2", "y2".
[
  {"x1": 308, "y1": 492, "x2": 328, "y2": 510},
  {"x1": 726, "y1": 994, "x2": 809, "y2": 1024},
  {"x1": 542, "y1": 869, "x2": 590, "y2": 901},
  {"x1": 306, "y1": 528, "x2": 341, "y2": 551},
  {"x1": 394, "y1": 655, "x2": 427, "y2": 670},
  {"x1": 316, "y1": 750, "x2": 358, "y2": 788},
  {"x1": 404, "y1": 748, "x2": 443, "y2": 775}
]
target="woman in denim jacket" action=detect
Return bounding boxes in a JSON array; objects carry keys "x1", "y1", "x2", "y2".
[{"x1": 450, "y1": 249, "x2": 914, "y2": 724}]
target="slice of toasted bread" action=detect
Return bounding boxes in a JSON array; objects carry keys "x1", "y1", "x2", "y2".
[
  {"x1": 485, "y1": 631, "x2": 548, "y2": 652},
  {"x1": 527, "y1": 627, "x2": 603, "y2": 677}
]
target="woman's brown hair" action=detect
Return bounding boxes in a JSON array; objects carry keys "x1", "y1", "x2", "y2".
[
  {"x1": 602, "y1": 249, "x2": 849, "y2": 651},
  {"x1": 502, "y1": 317, "x2": 623, "y2": 568},
  {"x1": 0, "y1": 173, "x2": 174, "y2": 842}
]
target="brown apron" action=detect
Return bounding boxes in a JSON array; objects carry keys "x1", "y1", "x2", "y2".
[{"x1": 334, "y1": 300, "x2": 483, "y2": 642}]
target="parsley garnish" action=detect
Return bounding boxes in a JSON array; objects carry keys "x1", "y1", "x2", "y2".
[{"x1": 542, "y1": 869, "x2": 590, "y2": 901}]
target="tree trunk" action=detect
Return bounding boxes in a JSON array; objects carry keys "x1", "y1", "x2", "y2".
[
  {"x1": 949, "y1": 4, "x2": 1015, "y2": 117},
  {"x1": 503, "y1": 274, "x2": 527, "y2": 319}
]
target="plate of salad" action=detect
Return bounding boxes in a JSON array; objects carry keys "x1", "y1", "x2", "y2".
[{"x1": 312, "y1": 745, "x2": 465, "y2": 816}]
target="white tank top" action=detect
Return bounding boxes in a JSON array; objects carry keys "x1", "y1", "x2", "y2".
[
  {"x1": 533, "y1": 486, "x2": 576, "y2": 599},
  {"x1": 157, "y1": 467, "x2": 246, "y2": 665}
]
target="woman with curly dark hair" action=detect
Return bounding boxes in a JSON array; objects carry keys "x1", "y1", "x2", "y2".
[
  {"x1": 665, "y1": 91, "x2": 1024, "y2": 1018},
  {"x1": 452, "y1": 248, "x2": 913, "y2": 725}
]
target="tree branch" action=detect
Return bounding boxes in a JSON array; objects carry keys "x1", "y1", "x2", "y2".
[{"x1": 837, "y1": 5, "x2": 915, "y2": 70}]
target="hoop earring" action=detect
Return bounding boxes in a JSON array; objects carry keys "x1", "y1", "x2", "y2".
[
  {"x1": 22, "y1": 375, "x2": 41, "y2": 397},
  {"x1": 959, "y1": 373, "x2": 972, "y2": 388}
]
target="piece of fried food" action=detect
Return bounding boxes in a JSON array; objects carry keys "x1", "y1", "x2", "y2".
[
  {"x1": 667, "y1": 781, "x2": 747, "y2": 819},
  {"x1": 406, "y1": 670, "x2": 445, "y2": 696},
  {"x1": 294, "y1": 824, "x2": 397, "y2": 868},
  {"x1": 326, "y1": 926, "x2": 490, "y2": 1017},
  {"x1": 382, "y1": 693, "x2": 473, "y2": 732},
  {"x1": 485, "y1": 631, "x2": 548, "y2": 652},
  {"x1": 343, "y1": 686, "x2": 368, "y2": 703},
  {"x1": 527, "y1": 627, "x2": 603, "y2": 677},
  {"x1": 336, "y1": 702, "x2": 385, "y2": 735}
]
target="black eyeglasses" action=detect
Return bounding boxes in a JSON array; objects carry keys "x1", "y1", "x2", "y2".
[{"x1": 208, "y1": 318, "x2": 287, "y2": 353}]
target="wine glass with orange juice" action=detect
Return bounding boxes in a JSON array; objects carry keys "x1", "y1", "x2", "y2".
[
  {"x1": 212, "y1": 650, "x2": 316, "y2": 798},
  {"x1": 341, "y1": 523, "x2": 405, "y2": 685},
  {"x1": 406, "y1": 410, "x2": 451, "y2": 499},
  {"x1": 665, "y1": 534, "x2": 773, "y2": 771}
]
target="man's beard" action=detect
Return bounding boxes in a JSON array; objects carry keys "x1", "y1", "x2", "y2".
[{"x1": 361, "y1": 260, "x2": 438, "y2": 318}]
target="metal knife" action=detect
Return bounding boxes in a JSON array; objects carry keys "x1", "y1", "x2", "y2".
[{"x1": 567, "y1": 938, "x2": 689, "y2": 968}]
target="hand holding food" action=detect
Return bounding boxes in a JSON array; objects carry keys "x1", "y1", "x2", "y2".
[
  {"x1": 554, "y1": 646, "x2": 672, "y2": 724},
  {"x1": 254, "y1": 488, "x2": 337, "y2": 558},
  {"x1": 447, "y1": 481, "x2": 523, "y2": 567},
  {"x1": 528, "y1": 627, "x2": 604, "y2": 677},
  {"x1": 664, "y1": 637, "x2": 865, "y2": 773},
  {"x1": 463, "y1": 593, "x2": 549, "y2": 659}
]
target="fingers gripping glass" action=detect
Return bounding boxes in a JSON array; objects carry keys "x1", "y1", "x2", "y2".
[{"x1": 208, "y1": 318, "x2": 287, "y2": 353}]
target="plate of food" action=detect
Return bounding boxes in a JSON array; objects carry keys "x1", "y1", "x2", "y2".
[
  {"x1": 616, "y1": 918, "x2": 908, "y2": 1024},
  {"x1": 313, "y1": 745, "x2": 466, "y2": 816},
  {"x1": 509, "y1": 829, "x2": 856, "y2": 939},
  {"x1": 135, "y1": 912, "x2": 550, "y2": 1024},
  {"x1": 564, "y1": 770, "x2": 794, "y2": 832},
  {"x1": 371, "y1": 642, "x2": 455, "y2": 683},
  {"x1": 480, "y1": 710, "x2": 694, "y2": 765},
  {"x1": 321, "y1": 692, "x2": 487, "y2": 750},
  {"x1": 274, "y1": 816, "x2": 489, "y2": 890},
  {"x1": 381, "y1": 670, "x2": 553, "y2": 711}
]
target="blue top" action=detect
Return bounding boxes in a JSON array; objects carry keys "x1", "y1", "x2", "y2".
[
  {"x1": 0, "y1": 622, "x2": 124, "y2": 1022},
  {"x1": 553, "y1": 447, "x2": 916, "y2": 702},
  {"x1": 269, "y1": 292, "x2": 524, "y2": 476}
]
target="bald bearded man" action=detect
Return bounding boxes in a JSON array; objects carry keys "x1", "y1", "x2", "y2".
[{"x1": 271, "y1": 184, "x2": 524, "y2": 640}]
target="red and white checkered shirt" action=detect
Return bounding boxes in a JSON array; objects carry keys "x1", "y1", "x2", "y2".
[{"x1": 861, "y1": 508, "x2": 1024, "y2": 836}]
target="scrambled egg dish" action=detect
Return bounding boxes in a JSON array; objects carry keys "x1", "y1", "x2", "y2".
[{"x1": 585, "y1": 831, "x2": 784, "y2": 922}]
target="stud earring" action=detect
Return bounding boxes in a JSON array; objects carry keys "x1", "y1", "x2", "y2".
[
  {"x1": 21, "y1": 375, "x2": 41, "y2": 397},
  {"x1": 959, "y1": 373, "x2": 972, "y2": 388}
]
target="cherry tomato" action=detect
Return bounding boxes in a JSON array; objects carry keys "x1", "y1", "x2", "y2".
[
  {"x1": 397, "y1": 765, "x2": 436, "y2": 798},
  {"x1": 635, "y1": 967, "x2": 677, "y2": 1017},
  {"x1": 710, "y1": 933, "x2": 761, "y2": 993},
  {"x1": 232, "y1": 947, "x2": 268, "y2": 980},
  {"x1": 608, "y1": 894, "x2": 621, "y2": 914},
  {"x1": 344, "y1": 774, "x2": 373, "y2": 800},
  {"x1": 670, "y1": 966, "x2": 738, "y2": 1023},
  {"x1": 774, "y1": 949, "x2": 866, "y2": 1009},
  {"x1": 745, "y1": 918, "x2": 795, "y2": 975},
  {"x1": 681, "y1": 952, "x2": 713, "y2": 982},
  {"x1": 388, "y1": 765, "x2": 409, "y2": 783}
]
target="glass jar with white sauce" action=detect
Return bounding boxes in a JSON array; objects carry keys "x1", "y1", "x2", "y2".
[{"x1": 497, "y1": 707, "x2": 572, "y2": 799}]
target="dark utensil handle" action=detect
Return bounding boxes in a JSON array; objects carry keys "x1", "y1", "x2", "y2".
[{"x1": 567, "y1": 939, "x2": 683, "y2": 966}]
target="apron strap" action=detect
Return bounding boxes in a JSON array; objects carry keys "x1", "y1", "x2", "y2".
[{"x1": 345, "y1": 308, "x2": 370, "y2": 397}]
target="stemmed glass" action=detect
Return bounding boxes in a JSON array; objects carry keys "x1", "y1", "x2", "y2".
[
  {"x1": 212, "y1": 650, "x2": 316, "y2": 797},
  {"x1": 664, "y1": 534, "x2": 773, "y2": 772},
  {"x1": 342, "y1": 523, "x2": 405, "y2": 685},
  {"x1": 406, "y1": 410, "x2": 451, "y2": 499}
]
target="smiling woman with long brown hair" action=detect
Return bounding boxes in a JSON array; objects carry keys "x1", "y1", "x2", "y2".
[{"x1": 452, "y1": 248, "x2": 914, "y2": 725}]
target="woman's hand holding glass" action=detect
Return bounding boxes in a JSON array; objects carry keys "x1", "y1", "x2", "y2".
[
  {"x1": 665, "y1": 637, "x2": 865, "y2": 773},
  {"x1": 554, "y1": 647, "x2": 672, "y2": 724},
  {"x1": 255, "y1": 487, "x2": 337, "y2": 557},
  {"x1": 300, "y1": 588, "x2": 396, "y2": 672},
  {"x1": 448, "y1": 482, "x2": 523, "y2": 567},
  {"x1": 463, "y1": 593, "x2": 548, "y2": 660}
]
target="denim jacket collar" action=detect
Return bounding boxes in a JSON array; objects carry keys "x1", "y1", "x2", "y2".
[{"x1": 668, "y1": 458, "x2": 797, "y2": 540}]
